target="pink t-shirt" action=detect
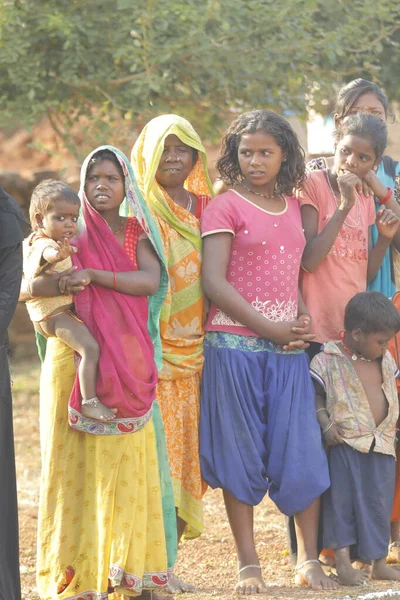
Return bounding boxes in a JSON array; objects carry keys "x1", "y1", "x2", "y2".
[
  {"x1": 201, "y1": 189, "x2": 305, "y2": 337},
  {"x1": 298, "y1": 170, "x2": 376, "y2": 343}
]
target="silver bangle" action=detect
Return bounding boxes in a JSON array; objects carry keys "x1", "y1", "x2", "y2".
[{"x1": 322, "y1": 421, "x2": 334, "y2": 435}]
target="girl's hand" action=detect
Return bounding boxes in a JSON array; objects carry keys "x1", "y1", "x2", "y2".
[
  {"x1": 269, "y1": 320, "x2": 315, "y2": 347},
  {"x1": 376, "y1": 207, "x2": 400, "y2": 240},
  {"x1": 337, "y1": 172, "x2": 361, "y2": 212},
  {"x1": 363, "y1": 169, "x2": 388, "y2": 199},
  {"x1": 323, "y1": 422, "x2": 344, "y2": 446}
]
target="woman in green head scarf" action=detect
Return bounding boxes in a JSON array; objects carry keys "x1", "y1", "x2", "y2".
[{"x1": 132, "y1": 114, "x2": 213, "y2": 593}]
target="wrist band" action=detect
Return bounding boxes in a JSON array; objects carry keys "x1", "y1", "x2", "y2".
[
  {"x1": 113, "y1": 272, "x2": 117, "y2": 292},
  {"x1": 316, "y1": 407, "x2": 328, "y2": 414},
  {"x1": 379, "y1": 187, "x2": 393, "y2": 205}
]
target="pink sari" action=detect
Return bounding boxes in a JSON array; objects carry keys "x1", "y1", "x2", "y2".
[{"x1": 68, "y1": 192, "x2": 158, "y2": 435}]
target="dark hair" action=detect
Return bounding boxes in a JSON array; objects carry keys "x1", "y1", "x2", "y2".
[
  {"x1": 344, "y1": 291, "x2": 400, "y2": 334},
  {"x1": 29, "y1": 179, "x2": 80, "y2": 230},
  {"x1": 335, "y1": 78, "x2": 389, "y2": 121},
  {"x1": 217, "y1": 109, "x2": 306, "y2": 194},
  {"x1": 334, "y1": 113, "x2": 387, "y2": 163},
  {"x1": 86, "y1": 149, "x2": 125, "y2": 181}
]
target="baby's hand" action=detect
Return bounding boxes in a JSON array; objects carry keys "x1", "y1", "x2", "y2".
[
  {"x1": 323, "y1": 422, "x2": 344, "y2": 446},
  {"x1": 376, "y1": 207, "x2": 400, "y2": 240},
  {"x1": 56, "y1": 238, "x2": 78, "y2": 261}
]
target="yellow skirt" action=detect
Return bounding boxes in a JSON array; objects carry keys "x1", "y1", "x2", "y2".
[
  {"x1": 37, "y1": 338, "x2": 170, "y2": 599},
  {"x1": 157, "y1": 373, "x2": 207, "y2": 539}
]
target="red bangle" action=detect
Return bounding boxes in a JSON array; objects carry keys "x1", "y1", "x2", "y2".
[
  {"x1": 379, "y1": 187, "x2": 393, "y2": 205},
  {"x1": 113, "y1": 272, "x2": 117, "y2": 292}
]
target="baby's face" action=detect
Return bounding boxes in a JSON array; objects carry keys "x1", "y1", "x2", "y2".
[{"x1": 39, "y1": 198, "x2": 79, "y2": 242}]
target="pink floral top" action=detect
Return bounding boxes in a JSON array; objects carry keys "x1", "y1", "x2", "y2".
[{"x1": 201, "y1": 189, "x2": 305, "y2": 337}]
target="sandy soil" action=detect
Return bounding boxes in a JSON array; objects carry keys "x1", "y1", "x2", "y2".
[{"x1": 12, "y1": 356, "x2": 400, "y2": 600}]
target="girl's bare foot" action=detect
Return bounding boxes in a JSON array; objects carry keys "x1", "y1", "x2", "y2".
[
  {"x1": 336, "y1": 563, "x2": 369, "y2": 586},
  {"x1": 236, "y1": 565, "x2": 268, "y2": 595},
  {"x1": 371, "y1": 558, "x2": 400, "y2": 580},
  {"x1": 81, "y1": 399, "x2": 117, "y2": 421},
  {"x1": 166, "y1": 573, "x2": 196, "y2": 594},
  {"x1": 295, "y1": 560, "x2": 338, "y2": 590}
]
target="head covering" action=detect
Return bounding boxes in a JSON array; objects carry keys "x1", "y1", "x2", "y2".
[
  {"x1": 79, "y1": 145, "x2": 167, "y2": 370},
  {"x1": 69, "y1": 146, "x2": 168, "y2": 432},
  {"x1": 131, "y1": 114, "x2": 213, "y2": 250}
]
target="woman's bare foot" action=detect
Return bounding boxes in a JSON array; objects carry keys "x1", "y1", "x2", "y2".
[
  {"x1": 371, "y1": 557, "x2": 400, "y2": 580},
  {"x1": 166, "y1": 573, "x2": 196, "y2": 594},
  {"x1": 295, "y1": 560, "x2": 338, "y2": 590},
  {"x1": 81, "y1": 399, "x2": 117, "y2": 421},
  {"x1": 236, "y1": 565, "x2": 268, "y2": 595}
]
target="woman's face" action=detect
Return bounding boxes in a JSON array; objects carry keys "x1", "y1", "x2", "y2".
[
  {"x1": 85, "y1": 159, "x2": 125, "y2": 212},
  {"x1": 155, "y1": 134, "x2": 195, "y2": 189},
  {"x1": 337, "y1": 91, "x2": 387, "y2": 125}
]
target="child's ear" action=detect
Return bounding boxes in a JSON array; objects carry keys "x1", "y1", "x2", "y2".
[
  {"x1": 35, "y1": 213, "x2": 44, "y2": 228},
  {"x1": 352, "y1": 328, "x2": 362, "y2": 342}
]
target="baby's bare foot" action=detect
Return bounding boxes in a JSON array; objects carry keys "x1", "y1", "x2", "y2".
[
  {"x1": 337, "y1": 563, "x2": 369, "y2": 586},
  {"x1": 371, "y1": 558, "x2": 400, "y2": 581},
  {"x1": 81, "y1": 399, "x2": 117, "y2": 421},
  {"x1": 295, "y1": 560, "x2": 338, "y2": 590},
  {"x1": 236, "y1": 565, "x2": 268, "y2": 595}
]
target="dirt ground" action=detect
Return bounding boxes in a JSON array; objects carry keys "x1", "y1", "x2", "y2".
[{"x1": 12, "y1": 354, "x2": 400, "y2": 600}]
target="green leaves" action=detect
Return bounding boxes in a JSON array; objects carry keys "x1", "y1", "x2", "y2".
[{"x1": 0, "y1": 0, "x2": 398, "y2": 144}]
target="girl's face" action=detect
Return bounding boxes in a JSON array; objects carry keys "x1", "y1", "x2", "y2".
[
  {"x1": 155, "y1": 134, "x2": 195, "y2": 189},
  {"x1": 334, "y1": 134, "x2": 377, "y2": 179},
  {"x1": 85, "y1": 159, "x2": 125, "y2": 212},
  {"x1": 238, "y1": 130, "x2": 285, "y2": 188},
  {"x1": 337, "y1": 91, "x2": 386, "y2": 124}
]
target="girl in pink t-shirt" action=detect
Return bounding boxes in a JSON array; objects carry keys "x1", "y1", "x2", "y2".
[
  {"x1": 200, "y1": 109, "x2": 336, "y2": 593},
  {"x1": 299, "y1": 113, "x2": 399, "y2": 355}
]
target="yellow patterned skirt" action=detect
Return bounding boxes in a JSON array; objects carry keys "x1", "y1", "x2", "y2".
[
  {"x1": 157, "y1": 373, "x2": 207, "y2": 539},
  {"x1": 37, "y1": 338, "x2": 171, "y2": 599}
]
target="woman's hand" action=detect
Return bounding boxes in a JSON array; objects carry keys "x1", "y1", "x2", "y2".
[
  {"x1": 337, "y1": 172, "x2": 361, "y2": 212},
  {"x1": 61, "y1": 269, "x2": 92, "y2": 294},
  {"x1": 376, "y1": 207, "x2": 400, "y2": 240}
]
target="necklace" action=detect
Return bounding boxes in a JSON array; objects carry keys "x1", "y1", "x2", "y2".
[
  {"x1": 111, "y1": 217, "x2": 124, "y2": 235},
  {"x1": 185, "y1": 191, "x2": 193, "y2": 213},
  {"x1": 241, "y1": 183, "x2": 280, "y2": 201},
  {"x1": 339, "y1": 332, "x2": 371, "y2": 362},
  {"x1": 325, "y1": 171, "x2": 361, "y2": 229}
]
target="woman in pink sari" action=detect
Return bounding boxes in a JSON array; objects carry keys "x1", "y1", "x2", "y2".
[{"x1": 26, "y1": 146, "x2": 177, "y2": 599}]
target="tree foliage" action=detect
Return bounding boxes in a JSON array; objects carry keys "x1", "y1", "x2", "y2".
[{"x1": 0, "y1": 0, "x2": 399, "y2": 146}]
